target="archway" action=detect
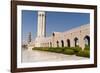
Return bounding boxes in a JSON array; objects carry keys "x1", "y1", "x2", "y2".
[
  {"x1": 61, "y1": 40, "x2": 64, "y2": 47},
  {"x1": 56, "y1": 41, "x2": 59, "y2": 47},
  {"x1": 74, "y1": 37, "x2": 79, "y2": 47},
  {"x1": 50, "y1": 42, "x2": 52, "y2": 47},
  {"x1": 84, "y1": 35, "x2": 90, "y2": 46},
  {"x1": 67, "y1": 39, "x2": 70, "y2": 47}
]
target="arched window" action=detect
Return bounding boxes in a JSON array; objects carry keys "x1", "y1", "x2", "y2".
[
  {"x1": 67, "y1": 39, "x2": 70, "y2": 47},
  {"x1": 84, "y1": 35, "x2": 90, "y2": 46},
  {"x1": 56, "y1": 41, "x2": 59, "y2": 47},
  {"x1": 61, "y1": 40, "x2": 64, "y2": 47},
  {"x1": 74, "y1": 37, "x2": 79, "y2": 47}
]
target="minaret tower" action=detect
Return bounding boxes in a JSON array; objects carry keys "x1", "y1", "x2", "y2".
[
  {"x1": 28, "y1": 32, "x2": 32, "y2": 43},
  {"x1": 35, "y1": 11, "x2": 46, "y2": 47},
  {"x1": 37, "y1": 11, "x2": 46, "y2": 37}
]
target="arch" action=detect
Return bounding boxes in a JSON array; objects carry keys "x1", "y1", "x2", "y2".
[
  {"x1": 52, "y1": 32, "x2": 55, "y2": 37},
  {"x1": 84, "y1": 35, "x2": 90, "y2": 46},
  {"x1": 50, "y1": 42, "x2": 52, "y2": 47},
  {"x1": 74, "y1": 37, "x2": 79, "y2": 47},
  {"x1": 56, "y1": 40, "x2": 59, "y2": 47},
  {"x1": 67, "y1": 39, "x2": 70, "y2": 47},
  {"x1": 61, "y1": 40, "x2": 64, "y2": 47}
]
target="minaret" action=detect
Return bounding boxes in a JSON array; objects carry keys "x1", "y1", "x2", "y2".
[
  {"x1": 35, "y1": 11, "x2": 46, "y2": 47},
  {"x1": 37, "y1": 11, "x2": 46, "y2": 37},
  {"x1": 28, "y1": 32, "x2": 32, "y2": 43}
]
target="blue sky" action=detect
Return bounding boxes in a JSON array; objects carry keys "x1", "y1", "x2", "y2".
[{"x1": 22, "y1": 10, "x2": 90, "y2": 41}]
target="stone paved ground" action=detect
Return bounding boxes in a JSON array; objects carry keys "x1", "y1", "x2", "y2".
[{"x1": 22, "y1": 49, "x2": 89, "y2": 63}]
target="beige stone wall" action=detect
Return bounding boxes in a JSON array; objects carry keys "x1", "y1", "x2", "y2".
[
  {"x1": 42, "y1": 24, "x2": 90, "y2": 49},
  {"x1": 28, "y1": 24, "x2": 90, "y2": 50}
]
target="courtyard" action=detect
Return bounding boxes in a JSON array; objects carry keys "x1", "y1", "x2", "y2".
[{"x1": 22, "y1": 48, "x2": 89, "y2": 63}]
